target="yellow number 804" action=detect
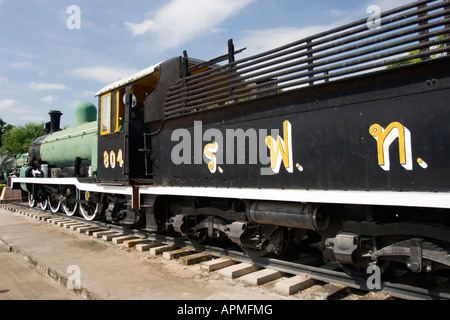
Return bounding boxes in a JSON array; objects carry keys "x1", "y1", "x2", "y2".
[{"x1": 104, "y1": 149, "x2": 124, "y2": 169}]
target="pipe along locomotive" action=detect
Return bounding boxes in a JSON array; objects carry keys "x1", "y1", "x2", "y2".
[{"x1": 12, "y1": 1, "x2": 450, "y2": 275}]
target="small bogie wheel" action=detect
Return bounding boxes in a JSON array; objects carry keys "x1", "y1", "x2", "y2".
[
  {"x1": 187, "y1": 229, "x2": 208, "y2": 245},
  {"x1": 62, "y1": 186, "x2": 78, "y2": 216},
  {"x1": 241, "y1": 245, "x2": 270, "y2": 259},
  {"x1": 79, "y1": 191, "x2": 98, "y2": 221},
  {"x1": 241, "y1": 228, "x2": 285, "y2": 259}
]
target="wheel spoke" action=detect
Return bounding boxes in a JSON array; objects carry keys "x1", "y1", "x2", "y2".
[
  {"x1": 48, "y1": 195, "x2": 61, "y2": 213},
  {"x1": 79, "y1": 191, "x2": 98, "y2": 221},
  {"x1": 40, "y1": 199, "x2": 48, "y2": 210}
]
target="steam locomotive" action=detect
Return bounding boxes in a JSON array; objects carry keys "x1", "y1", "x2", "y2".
[{"x1": 12, "y1": 0, "x2": 450, "y2": 274}]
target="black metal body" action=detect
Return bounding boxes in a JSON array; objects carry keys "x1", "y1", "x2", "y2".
[
  {"x1": 143, "y1": 0, "x2": 450, "y2": 195},
  {"x1": 150, "y1": 57, "x2": 450, "y2": 192},
  {"x1": 97, "y1": 96, "x2": 148, "y2": 184},
  {"x1": 97, "y1": 123, "x2": 147, "y2": 184}
]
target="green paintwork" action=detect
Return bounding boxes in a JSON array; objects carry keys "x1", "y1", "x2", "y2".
[
  {"x1": 19, "y1": 165, "x2": 31, "y2": 178},
  {"x1": 74, "y1": 101, "x2": 97, "y2": 126},
  {"x1": 40, "y1": 121, "x2": 98, "y2": 172},
  {"x1": 19, "y1": 166, "x2": 32, "y2": 192}
]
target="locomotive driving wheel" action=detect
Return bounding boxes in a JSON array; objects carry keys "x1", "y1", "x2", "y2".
[
  {"x1": 40, "y1": 199, "x2": 48, "y2": 210},
  {"x1": 79, "y1": 191, "x2": 99, "y2": 221},
  {"x1": 62, "y1": 186, "x2": 78, "y2": 216},
  {"x1": 28, "y1": 192, "x2": 36, "y2": 208},
  {"x1": 47, "y1": 192, "x2": 62, "y2": 213}
]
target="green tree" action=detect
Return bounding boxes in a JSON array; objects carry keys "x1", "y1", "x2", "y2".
[
  {"x1": 387, "y1": 35, "x2": 447, "y2": 69},
  {"x1": 0, "y1": 118, "x2": 7, "y2": 148},
  {"x1": 386, "y1": 49, "x2": 421, "y2": 69},
  {"x1": 1, "y1": 122, "x2": 45, "y2": 155},
  {"x1": 0, "y1": 150, "x2": 14, "y2": 180}
]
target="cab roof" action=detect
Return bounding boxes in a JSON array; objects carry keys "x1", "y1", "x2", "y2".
[{"x1": 95, "y1": 59, "x2": 168, "y2": 97}]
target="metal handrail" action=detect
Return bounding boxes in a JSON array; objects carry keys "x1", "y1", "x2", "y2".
[{"x1": 164, "y1": 0, "x2": 450, "y2": 119}]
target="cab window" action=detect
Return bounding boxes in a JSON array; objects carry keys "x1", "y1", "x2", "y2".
[
  {"x1": 101, "y1": 93, "x2": 111, "y2": 135},
  {"x1": 115, "y1": 90, "x2": 125, "y2": 132}
]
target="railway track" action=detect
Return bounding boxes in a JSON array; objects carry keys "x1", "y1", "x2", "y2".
[{"x1": 1, "y1": 202, "x2": 449, "y2": 300}]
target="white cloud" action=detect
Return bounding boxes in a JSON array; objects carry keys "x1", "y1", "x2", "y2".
[
  {"x1": 70, "y1": 66, "x2": 138, "y2": 84},
  {"x1": 329, "y1": 9, "x2": 348, "y2": 16},
  {"x1": 369, "y1": 0, "x2": 413, "y2": 12},
  {"x1": 125, "y1": 0, "x2": 256, "y2": 51},
  {"x1": 0, "y1": 100, "x2": 47, "y2": 123},
  {"x1": 16, "y1": 113, "x2": 47, "y2": 123},
  {"x1": 30, "y1": 82, "x2": 68, "y2": 91},
  {"x1": 81, "y1": 90, "x2": 97, "y2": 98},
  {"x1": 126, "y1": 19, "x2": 159, "y2": 36},
  {"x1": 0, "y1": 99, "x2": 17, "y2": 110},
  {"x1": 10, "y1": 61, "x2": 33, "y2": 69},
  {"x1": 41, "y1": 94, "x2": 59, "y2": 103},
  {"x1": 0, "y1": 76, "x2": 7, "y2": 84}
]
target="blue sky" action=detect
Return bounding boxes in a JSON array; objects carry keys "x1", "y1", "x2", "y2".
[{"x1": 0, "y1": 0, "x2": 411, "y2": 128}]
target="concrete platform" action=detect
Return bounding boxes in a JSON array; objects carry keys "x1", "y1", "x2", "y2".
[
  {"x1": 0, "y1": 246, "x2": 80, "y2": 300},
  {"x1": 0, "y1": 208, "x2": 289, "y2": 300},
  {"x1": 0, "y1": 187, "x2": 22, "y2": 204}
]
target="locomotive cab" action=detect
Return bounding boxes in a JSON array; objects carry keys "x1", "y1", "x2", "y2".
[
  {"x1": 95, "y1": 63, "x2": 163, "y2": 184},
  {"x1": 95, "y1": 57, "x2": 211, "y2": 185}
]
